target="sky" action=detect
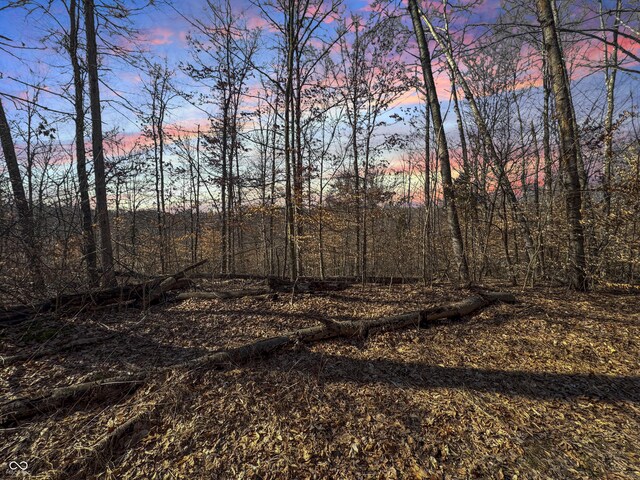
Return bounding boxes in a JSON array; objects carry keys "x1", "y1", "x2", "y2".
[
  {"x1": 0, "y1": 0, "x2": 493, "y2": 137},
  {"x1": 0, "y1": 0, "x2": 638, "y2": 177}
]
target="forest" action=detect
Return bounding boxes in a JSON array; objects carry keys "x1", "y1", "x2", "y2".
[{"x1": 1, "y1": 0, "x2": 639, "y2": 478}]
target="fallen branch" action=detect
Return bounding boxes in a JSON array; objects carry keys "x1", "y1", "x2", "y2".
[
  {"x1": 56, "y1": 409, "x2": 151, "y2": 480},
  {"x1": 0, "y1": 260, "x2": 207, "y2": 326},
  {"x1": 1, "y1": 334, "x2": 117, "y2": 367},
  {"x1": 267, "y1": 277, "x2": 351, "y2": 293},
  {"x1": 177, "y1": 291, "x2": 517, "y2": 371},
  {"x1": 192, "y1": 274, "x2": 425, "y2": 285},
  {"x1": 173, "y1": 278, "x2": 348, "y2": 302},
  {"x1": 0, "y1": 374, "x2": 146, "y2": 426},
  {"x1": 324, "y1": 275, "x2": 423, "y2": 285},
  {"x1": 1, "y1": 291, "x2": 516, "y2": 426},
  {"x1": 175, "y1": 288, "x2": 273, "y2": 301}
]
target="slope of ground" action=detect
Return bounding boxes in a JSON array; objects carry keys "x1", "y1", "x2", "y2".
[{"x1": 1, "y1": 282, "x2": 638, "y2": 479}]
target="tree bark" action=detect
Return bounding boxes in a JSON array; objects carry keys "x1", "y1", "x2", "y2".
[
  {"x1": 176, "y1": 290, "x2": 516, "y2": 371},
  {"x1": 0, "y1": 99, "x2": 43, "y2": 287},
  {"x1": 266, "y1": 277, "x2": 350, "y2": 293},
  {"x1": 68, "y1": 0, "x2": 98, "y2": 285},
  {"x1": 284, "y1": 1, "x2": 298, "y2": 279},
  {"x1": 1, "y1": 374, "x2": 145, "y2": 426},
  {"x1": 419, "y1": 8, "x2": 539, "y2": 277},
  {"x1": 602, "y1": 0, "x2": 621, "y2": 217},
  {"x1": 536, "y1": 0, "x2": 588, "y2": 290},
  {"x1": 175, "y1": 288, "x2": 273, "y2": 301},
  {"x1": 407, "y1": 0, "x2": 470, "y2": 284},
  {"x1": 84, "y1": 0, "x2": 116, "y2": 286},
  {"x1": 0, "y1": 260, "x2": 207, "y2": 325}
]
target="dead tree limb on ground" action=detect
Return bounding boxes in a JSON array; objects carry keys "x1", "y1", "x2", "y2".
[
  {"x1": 170, "y1": 276, "x2": 347, "y2": 303},
  {"x1": 0, "y1": 260, "x2": 207, "y2": 326},
  {"x1": 54, "y1": 408, "x2": 152, "y2": 480},
  {"x1": 0, "y1": 334, "x2": 117, "y2": 367},
  {"x1": 267, "y1": 277, "x2": 351, "y2": 293},
  {"x1": 1, "y1": 291, "x2": 516, "y2": 427},
  {"x1": 175, "y1": 288, "x2": 273, "y2": 301},
  {"x1": 177, "y1": 291, "x2": 516, "y2": 371},
  {"x1": 0, "y1": 374, "x2": 146, "y2": 426}
]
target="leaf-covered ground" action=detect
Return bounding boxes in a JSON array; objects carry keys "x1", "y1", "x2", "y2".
[{"x1": 1, "y1": 282, "x2": 639, "y2": 479}]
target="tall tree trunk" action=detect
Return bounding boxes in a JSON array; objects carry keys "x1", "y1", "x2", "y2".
[
  {"x1": 450, "y1": 74, "x2": 469, "y2": 178},
  {"x1": 348, "y1": 21, "x2": 362, "y2": 279},
  {"x1": 550, "y1": 0, "x2": 596, "y2": 269},
  {"x1": 408, "y1": 0, "x2": 470, "y2": 284},
  {"x1": 531, "y1": 121, "x2": 545, "y2": 276},
  {"x1": 220, "y1": 96, "x2": 229, "y2": 274},
  {"x1": 158, "y1": 103, "x2": 167, "y2": 271},
  {"x1": 422, "y1": 104, "x2": 431, "y2": 283},
  {"x1": 542, "y1": 55, "x2": 553, "y2": 200},
  {"x1": 351, "y1": 95, "x2": 361, "y2": 279},
  {"x1": 362, "y1": 128, "x2": 371, "y2": 283},
  {"x1": 230, "y1": 93, "x2": 241, "y2": 274},
  {"x1": 319, "y1": 141, "x2": 326, "y2": 280},
  {"x1": 269, "y1": 96, "x2": 278, "y2": 276},
  {"x1": 420, "y1": 7, "x2": 539, "y2": 277},
  {"x1": 68, "y1": 0, "x2": 98, "y2": 284},
  {"x1": 84, "y1": 0, "x2": 115, "y2": 286},
  {"x1": 0, "y1": 99, "x2": 43, "y2": 287},
  {"x1": 536, "y1": 0, "x2": 588, "y2": 290},
  {"x1": 193, "y1": 125, "x2": 201, "y2": 263},
  {"x1": 602, "y1": 0, "x2": 621, "y2": 217},
  {"x1": 294, "y1": 50, "x2": 304, "y2": 277},
  {"x1": 284, "y1": 1, "x2": 298, "y2": 279},
  {"x1": 152, "y1": 94, "x2": 165, "y2": 274}
]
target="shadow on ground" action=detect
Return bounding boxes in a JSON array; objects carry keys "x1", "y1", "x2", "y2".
[{"x1": 268, "y1": 350, "x2": 640, "y2": 403}]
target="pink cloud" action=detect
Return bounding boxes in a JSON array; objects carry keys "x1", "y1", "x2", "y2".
[
  {"x1": 103, "y1": 117, "x2": 210, "y2": 156},
  {"x1": 244, "y1": 13, "x2": 280, "y2": 34},
  {"x1": 144, "y1": 27, "x2": 174, "y2": 46},
  {"x1": 246, "y1": 15, "x2": 270, "y2": 30}
]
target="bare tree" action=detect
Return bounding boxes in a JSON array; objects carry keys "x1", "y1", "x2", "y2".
[
  {"x1": 141, "y1": 62, "x2": 176, "y2": 273},
  {"x1": 183, "y1": 0, "x2": 259, "y2": 274},
  {"x1": 83, "y1": 0, "x2": 115, "y2": 286},
  {"x1": 0, "y1": 98, "x2": 43, "y2": 287},
  {"x1": 66, "y1": 0, "x2": 98, "y2": 284},
  {"x1": 253, "y1": 0, "x2": 343, "y2": 279},
  {"x1": 419, "y1": 3, "x2": 540, "y2": 281},
  {"x1": 338, "y1": 13, "x2": 411, "y2": 281},
  {"x1": 407, "y1": 0, "x2": 470, "y2": 284},
  {"x1": 536, "y1": 0, "x2": 588, "y2": 290},
  {"x1": 601, "y1": 0, "x2": 622, "y2": 216}
]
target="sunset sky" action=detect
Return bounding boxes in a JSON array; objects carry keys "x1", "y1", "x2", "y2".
[
  {"x1": 0, "y1": 0, "x2": 503, "y2": 138},
  {"x1": 0, "y1": 0, "x2": 637, "y2": 174}
]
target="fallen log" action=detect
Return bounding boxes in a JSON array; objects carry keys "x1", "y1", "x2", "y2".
[
  {"x1": 198, "y1": 273, "x2": 271, "y2": 281},
  {"x1": 173, "y1": 277, "x2": 348, "y2": 303},
  {"x1": 175, "y1": 288, "x2": 272, "y2": 301},
  {"x1": 1, "y1": 334, "x2": 117, "y2": 367},
  {"x1": 1, "y1": 291, "x2": 516, "y2": 426},
  {"x1": 0, "y1": 374, "x2": 146, "y2": 426},
  {"x1": 190, "y1": 274, "x2": 425, "y2": 285},
  {"x1": 0, "y1": 260, "x2": 208, "y2": 326},
  {"x1": 267, "y1": 276, "x2": 351, "y2": 293},
  {"x1": 322, "y1": 275, "x2": 423, "y2": 285},
  {"x1": 0, "y1": 304, "x2": 51, "y2": 326},
  {"x1": 177, "y1": 291, "x2": 517, "y2": 370}
]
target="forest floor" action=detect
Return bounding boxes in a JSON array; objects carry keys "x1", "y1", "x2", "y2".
[{"x1": 0, "y1": 280, "x2": 639, "y2": 479}]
